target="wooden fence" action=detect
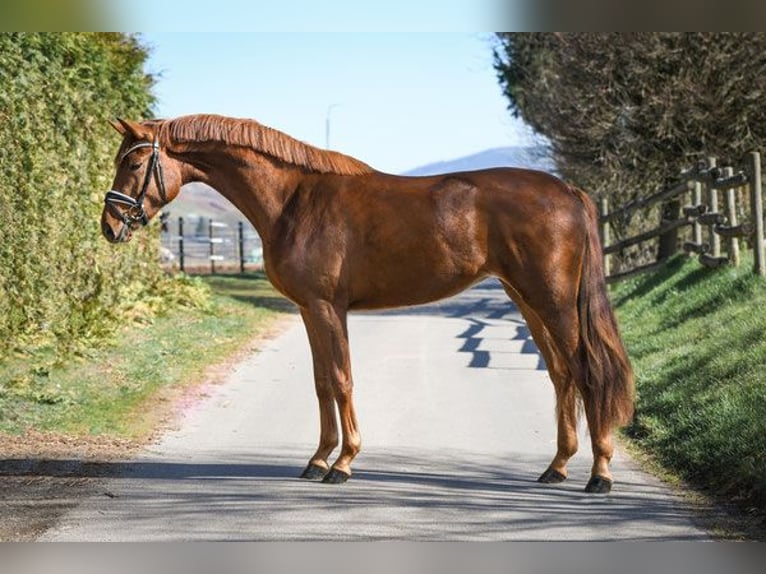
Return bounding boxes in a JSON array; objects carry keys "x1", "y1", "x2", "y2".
[{"x1": 599, "y1": 151, "x2": 766, "y2": 283}]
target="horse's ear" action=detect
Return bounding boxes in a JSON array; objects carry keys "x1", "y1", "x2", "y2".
[
  {"x1": 109, "y1": 119, "x2": 126, "y2": 135},
  {"x1": 115, "y1": 118, "x2": 150, "y2": 140}
]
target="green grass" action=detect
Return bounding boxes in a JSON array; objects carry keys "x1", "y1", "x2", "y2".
[
  {"x1": 612, "y1": 254, "x2": 766, "y2": 516},
  {"x1": 0, "y1": 272, "x2": 293, "y2": 439}
]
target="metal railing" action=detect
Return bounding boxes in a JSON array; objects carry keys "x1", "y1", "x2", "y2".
[{"x1": 160, "y1": 216, "x2": 263, "y2": 274}]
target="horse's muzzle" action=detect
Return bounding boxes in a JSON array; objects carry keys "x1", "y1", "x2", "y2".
[{"x1": 102, "y1": 220, "x2": 132, "y2": 243}]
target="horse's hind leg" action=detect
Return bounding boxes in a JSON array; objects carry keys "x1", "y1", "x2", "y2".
[
  {"x1": 508, "y1": 282, "x2": 616, "y2": 493},
  {"x1": 580, "y1": 391, "x2": 616, "y2": 493},
  {"x1": 299, "y1": 301, "x2": 361, "y2": 484},
  {"x1": 543, "y1": 383, "x2": 579, "y2": 483},
  {"x1": 504, "y1": 285, "x2": 579, "y2": 483}
]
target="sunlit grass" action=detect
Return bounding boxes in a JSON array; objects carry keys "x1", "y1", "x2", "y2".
[
  {"x1": 0, "y1": 272, "x2": 293, "y2": 439},
  {"x1": 613, "y1": 254, "x2": 766, "y2": 514}
]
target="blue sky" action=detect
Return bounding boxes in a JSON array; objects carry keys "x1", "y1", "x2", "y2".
[
  {"x1": 140, "y1": 33, "x2": 536, "y2": 174},
  {"x1": 114, "y1": 2, "x2": 536, "y2": 174}
]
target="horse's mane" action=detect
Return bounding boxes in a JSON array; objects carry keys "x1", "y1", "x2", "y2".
[{"x1": 156, "y1": 114, "x2": 374, "y2": 176}]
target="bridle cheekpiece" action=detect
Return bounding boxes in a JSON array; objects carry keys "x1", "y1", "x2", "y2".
[{"x1": 104, "y1": 139, "x2": 166, "y2": 228}]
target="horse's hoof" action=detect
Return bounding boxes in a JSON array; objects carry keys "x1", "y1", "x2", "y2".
[
  {"x1": 321, "y1": 468, "x2": 351, "y2": 484},
  {"x1": 537, "y1": 467, "x2": 567, "y2": 484},
  {"x1": 584, "y1": 475, "x2": 613, "y2": 494},
  {"x1": 299, "y1": 463, "x2": 328, "y2": 480}
]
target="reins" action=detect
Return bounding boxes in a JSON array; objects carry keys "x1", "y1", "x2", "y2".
[{"x1": 104, "y1": 139, "x2": 166, "y2": 228}]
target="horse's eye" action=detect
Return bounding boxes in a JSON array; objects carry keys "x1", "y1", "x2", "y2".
[{"x1": 129, "y1": 161, "x2": 142, "y2": 171}]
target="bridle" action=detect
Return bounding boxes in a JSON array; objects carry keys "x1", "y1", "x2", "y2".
[{"x1": 104, "y1": 139, "x2": 166, "y2": 229}]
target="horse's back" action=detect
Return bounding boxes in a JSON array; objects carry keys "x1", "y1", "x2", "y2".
[{"x1": 425, "y1": 167, "x2": 590, "y2": 252}]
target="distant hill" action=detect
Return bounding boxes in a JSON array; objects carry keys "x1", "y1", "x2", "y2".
[
  {"x1": 162, "y1": 182, "x2": 249, "y2": 232},
  {"x1": 164, "y1": 146, "x2": 556, "y2": 229},
  {"x1": 403, "y1": 146, "x2": 554, "y2": 177}
]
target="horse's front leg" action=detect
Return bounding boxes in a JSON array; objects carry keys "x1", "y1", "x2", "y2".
[
  {"x1": 298, "y1": 301, "x2": 361, "y2": 484},
  {"x1": 298, "y1": 307, "x2": 339, "y2": 480}
]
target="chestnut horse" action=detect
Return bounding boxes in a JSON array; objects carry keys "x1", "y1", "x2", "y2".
[{"x1": 101, "y1": 114, "x2": 634, "y2": 493}]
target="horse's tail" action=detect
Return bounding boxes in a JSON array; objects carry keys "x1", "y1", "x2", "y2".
[{"x1": 571, "y1": 186, "x2": 635, "y2": 432}]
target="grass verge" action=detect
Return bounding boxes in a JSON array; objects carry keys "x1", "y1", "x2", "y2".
[
  {"x1": 0, "y1": 272, "x2": 294, "y2": 443},
  {"x1": 612, "y1": 254, "x2": 766, "y2": 535}
]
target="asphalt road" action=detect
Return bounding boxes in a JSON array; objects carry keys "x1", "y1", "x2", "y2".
[{"x1": 42, "y1": 280, "x2": 709, "y2": 541}]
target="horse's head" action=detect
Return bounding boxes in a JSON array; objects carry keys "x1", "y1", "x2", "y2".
[{"x1": 101, "y1": 118, "x2": 182, "y2": 243}]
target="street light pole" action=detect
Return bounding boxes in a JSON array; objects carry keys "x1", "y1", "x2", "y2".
[{"x1": 325, "y1": 103, "x2": 340, "y2": 149}]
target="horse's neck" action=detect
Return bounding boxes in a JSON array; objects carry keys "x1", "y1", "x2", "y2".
[{"x1": 179, "y1": 146, "x2": 299, "y2": 243}]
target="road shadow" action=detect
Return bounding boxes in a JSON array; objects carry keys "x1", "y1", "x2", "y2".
[
  {"x1": 368, "y1": 279, "x2": 546, "y2": 371},
  {"x1": 2, "y1": 450, "x2": 711, "y2": 541},
  {"x1": 456, "y1": 319, "x2": 546, "y2": 371},
  {"x1": 372, "y1": 278, "x2": 514, "y2": 320}
]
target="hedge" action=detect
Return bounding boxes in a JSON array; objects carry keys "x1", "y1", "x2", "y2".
[{"x1": 0, "y1": 33, "x2": 168, "y2": 356}]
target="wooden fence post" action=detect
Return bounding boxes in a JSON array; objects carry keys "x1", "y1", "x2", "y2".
[
  {"x1": 707, "y1": 157, "x2": 721, "y2": 258},
  {"x1": 599, "y1": 197, "x2": 611, "y2": 277},
  {"x1": 657, "y1": 195, "x2": 682, "y2": 261},
  {"x1": 723, "y1": 166, "x2": 741, "y2": 267},
  {"x1": 178, "y1": 216, "x2": 185, "y2": 273},
  {"x1": 750, "y1": 151, "x2": 765, "y2": 276},
  {"x1": 692, "y1": 180, "x2": 702, "y2": 249}
]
